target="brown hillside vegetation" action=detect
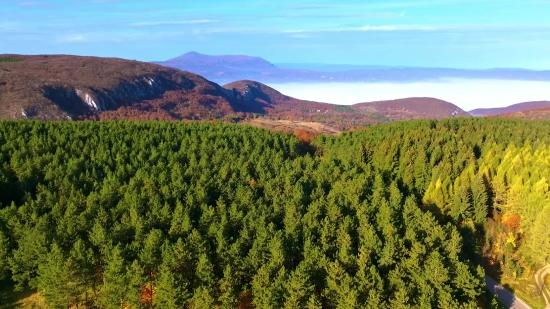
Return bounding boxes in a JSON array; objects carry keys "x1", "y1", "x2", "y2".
[
  {"x1": 496, "y1": 106, "x2": 550, "y2": 120},
  {"x1": 0, "y1": 54, "x2": 243, "y2": 121},
  {"x1": 352, "y1": 97, "x2": 471, "y2": 120},
  {"x1": 1, "y1": 54, "x2": 471, "y2": 130},
  {"x1": 470, "y1": 101, "x2": 550, "y2": 116},
  {"x1": 0, "y1": 55, "x2": 385, "y2": 128},
  {"x1": 224, "y1": 80, "x2": 386, "y2": 129}
]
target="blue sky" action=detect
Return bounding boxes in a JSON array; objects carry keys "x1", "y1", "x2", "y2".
[{"x1": 1, "y1": 0, "x2": 550, "y2": 69}]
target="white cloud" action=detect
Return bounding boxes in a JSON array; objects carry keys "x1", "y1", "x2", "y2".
[
  {"x1": 360, "y1": 25, "x2": 397, "y2": 31},
  {"x1": 0, "y1": 23, "x2": 17, "y2": 31},
  {"x1": 360, "y1": 25, "x2": 436, "y2": 31},
  {"x1": 283, "y1": 24, "x2": 436, "y2": 33},
  {"x1": 284, "y1": 5, "x2": 345, "y2": 10},
  {"x1": 129, "y1": 20, "x2": 215, "y2": 26},
  {"x1": 56, "y1": 34, "x2": 87, "y2": 42},
  {"x1": 289, "y1": 34, "x2": 315, "y2": 38},
  {"x1": 18, "y1": 1, "x2": 42, "y2": 6}
]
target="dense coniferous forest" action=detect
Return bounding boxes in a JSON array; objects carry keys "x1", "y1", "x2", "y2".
[{"x1": 0, "y1": 118, "x2": 549, "y2": 308}]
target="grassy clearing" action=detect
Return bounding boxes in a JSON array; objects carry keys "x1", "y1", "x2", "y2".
[
  {"x1": 243, "y1": 118, "x2": 341, "y2": 135},
  {"x1": 499, "y1": 275, "x2": 547, "y2": 309}
]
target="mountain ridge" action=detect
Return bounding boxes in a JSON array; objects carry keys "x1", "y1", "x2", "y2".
[
  {"x1": 470, "y1": 101, "x2": 550, "y2": 116},
  {"x1": 154, "y1": 52, "x2": 550, "y2": 84},
  {"x1": 353, "y1": 97, "x2": 470, "y2": 121},
  {"x1": 1, "y1": 54, "x2": 471, "y2": 130},
  {"x1": 496, "y1": 106, "x2": 550, "y2": 120},
  {"x1": 162, "y1": 51, "x2": 275, "y2": 69}
]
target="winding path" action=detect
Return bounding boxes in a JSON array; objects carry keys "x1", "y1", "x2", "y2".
[
  {"x1": 485, "y1": 276, "x2": 532, "y2": 309},
  {"x1": 486, "y1": 264, "x2": 550, "y2": 309},
  {"x1": 534, "y1": 265, "x2": 550, "y2": 309}
]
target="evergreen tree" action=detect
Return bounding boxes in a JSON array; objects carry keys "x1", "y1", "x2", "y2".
[
  {"x1": 283, "y1": 263, "x2": 314, "y2": 309},
  {"x1": 218, "y1": 265, "x2": 239, "y2": 309},
  {"x1": 0, "y1": 119, "x2": 548, "y2": 308},
  {"x1": 101, "y1": 246, "x2": 129, "y2": 309},
  {"x1": 37, "y1": 244, "x2": 69, "y2": 308},
  {"x1": 0, "y1": 231, "x2": 9, "y2": 281},
  {"x1": 470, "y1": 176, "x2": 489, "y2": 225}
]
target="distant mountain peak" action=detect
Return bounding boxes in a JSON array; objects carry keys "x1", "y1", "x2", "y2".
[
  {"x1": 164, "y1": 52, "x2": 274, "y2": 68},
  {"x1": 170, "y1": 51, "x2": 202, "y2": 59}
]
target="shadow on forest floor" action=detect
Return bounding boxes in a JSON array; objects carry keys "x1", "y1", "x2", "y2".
[{"x1": 0, "y1": 281, "x2": 45, "y2": 309}]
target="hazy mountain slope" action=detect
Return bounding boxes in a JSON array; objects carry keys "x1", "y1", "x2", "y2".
[
  {"x1": 159, "y1": 51, "x2": 275, "y2": 69},
  {"x1": 155, "y1": 52, "x2": 550, "y2": 84},
  {"x1": 470, "y1": 101, "x2": 550, "y2": 116},
  {"x1": 352, "y1": 97, "x2": 470, "y2": 121},
  {"x1": 155, "y1": 52, "x2": 325, "y2": 84}
]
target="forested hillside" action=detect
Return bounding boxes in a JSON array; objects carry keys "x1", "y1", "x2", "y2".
[{"x1": 0, "y1": 118, "x2": 549, "y2": 308}]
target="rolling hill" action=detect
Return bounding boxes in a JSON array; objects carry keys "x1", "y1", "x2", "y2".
[
  {"x1": 222, "y1": 80, "x2": 386, "y2": 129},
  {"x1": 352, "y1": 97, "x2": 470, "y2": 120},
  {"x1": 497, "y1": 106, "x2": 550, "y2": 120},
  {"x1": 469, "y1": 101, "x2": 550, "y2": 116},
  {"x1": 0, "y1": 54, "x2": 470, "y2": 130}
]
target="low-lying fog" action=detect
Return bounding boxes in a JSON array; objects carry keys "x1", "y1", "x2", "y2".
[{"x1": 266, "y1": 79, "x2": 550, "y2": 111}]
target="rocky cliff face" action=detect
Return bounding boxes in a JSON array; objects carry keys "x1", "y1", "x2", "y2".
[
  {"x1": 43, "y1": 76, "x2": 170, "y2": 113},
  {"x1": 0, "y1": 54, "x2": 234, "y2": 120}
]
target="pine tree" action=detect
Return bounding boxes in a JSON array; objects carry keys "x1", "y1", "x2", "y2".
[
  {"x1": 9, "y1": 228, "x2": 49, "y2": 290},
  {"x1": 156, "y1": 241, "x2": 191, "y2": 309},
  {"x1": 0, "y1": 231, "x2": 9, "y2": 281},
  {"x1": 218, "y1": 265, "x2": 238, "y2": 309},
  {"x1": 191, "y1": 286, "x2": 216, "y2": 309},
  {"x1": 252, "y1": 266, "x2": 278, "y2": 309},
  {"x1": 139, "y1": 229, "x2": 164, "y2": 307},
  {"x1": 283, "y1": 263, "x2": 313, "y2": 309},
  {"x1": 69, "y1": 238, "x2": 97, "y2": 305},
  {"x1": 306, "y1": 294, "x2": 323, "y2": 309},
  {"x1": 527, "y1": 206, "x2": 550, "y2": 264},
  {"x1": 101, "y1": 246, "x2": 129, "y2": 309},
  {"x1": 324, "y1": 260, "x2": 359, "y2": 309},
  {"x1": 126, "y1": 260, "x2": 147, "y2": 309},
  {"x1": 448, "y1": 186, "x2": 472, "y2": 223},
  {"x1": 470, "y1": 176, "x2": 488, "y2": 225},
  {"x1": 155, "y1": 262, "x2": 180, "y2": 309},
  {"x1": 37, "y1": 244, "x2": 70, "y2": 308}
]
